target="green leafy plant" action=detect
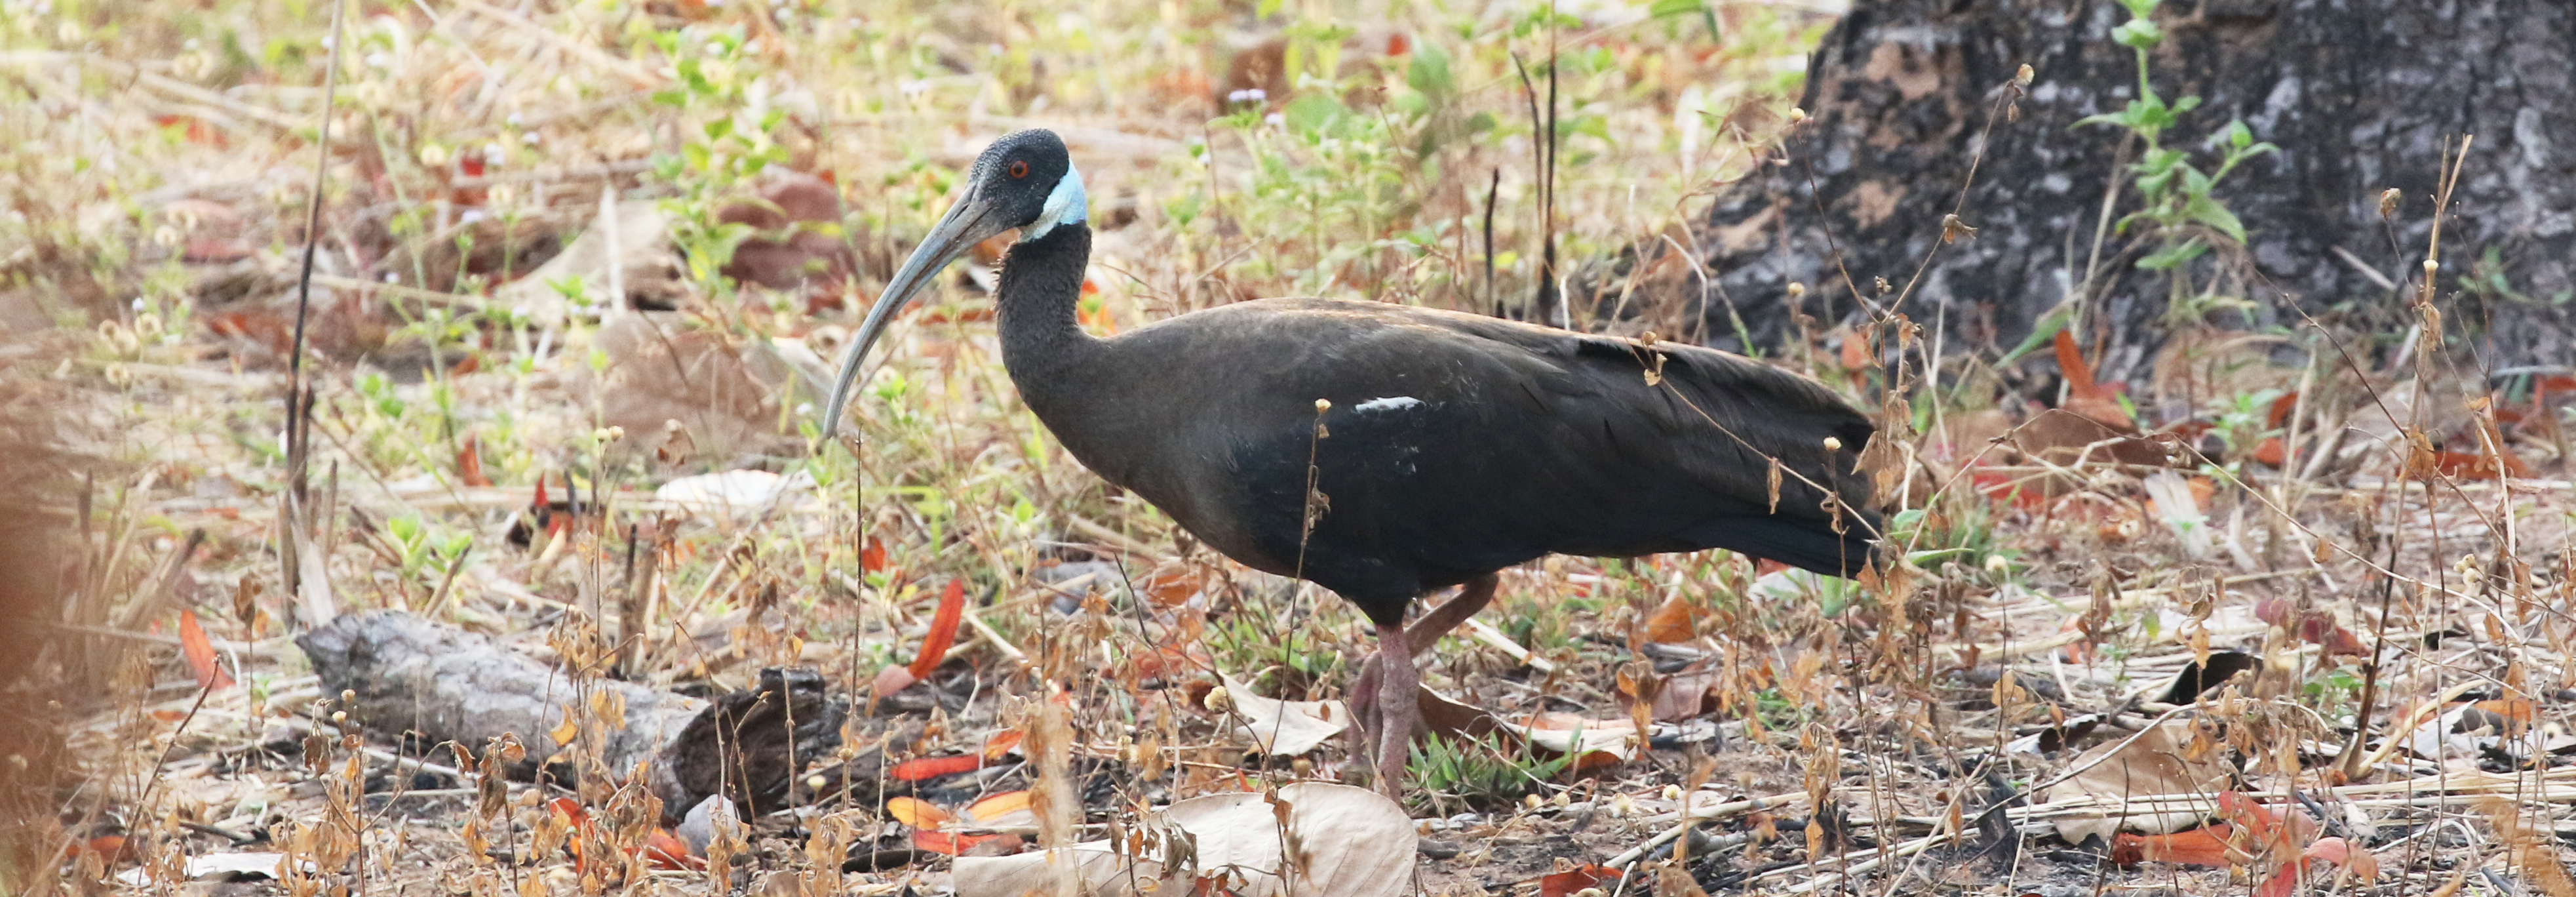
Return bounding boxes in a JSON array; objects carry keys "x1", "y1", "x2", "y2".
[
  {"x1": 647, "y1": 24, "x2": 796, "y2": 302},
  {"x1": 1407, "y1": 730, "x2": 1569, "y2": 812},
  {"x1": 2076, "y1": 0, "x2": 2278, "y2": 323}
]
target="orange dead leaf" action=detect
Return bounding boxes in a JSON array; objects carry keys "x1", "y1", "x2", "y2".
[
  {"x1": 2252, "y1": 437, "x2": 2288, "y2": 467},
  {"x1": 964, "y1": 790, "x2": 1032, "y2": 825},
  {"x1": 981, "y1": 728, "x2": 1025, "y2": 761},
  {"x1": 907, "y1": 579, "x2": 967, "y2": 680},
  {"x1": 1839, "y1": 330, "x2": 1871, "y2": 372},
  {"x1": 69, "y1": 834, "x2": 141, "y2": 865},
  {"x1": 2110, "y1": 822, "x2": 2236, "y2": 867},
  {"x1": 884, "y1": 796, "x2": 952, "y2": 829},
  {"x1": 2434, "y1": 448, "x2": 2531, "y2": 480},
  {"x1": 860, "y1": 536, "x2": 888, "y2": 572},
  {"x1": 177, "y1": 609, "x2": 234, "y2": 690},
  {"x1": 641, "y1": 828, "x2": 705, "y2": 870},
  {"x1": 1538, "y1": 863, "x2": 1624, "y2": 896},
  {"x1": 1641, "y1": 595, "x2": 1698, "y2": 645}
]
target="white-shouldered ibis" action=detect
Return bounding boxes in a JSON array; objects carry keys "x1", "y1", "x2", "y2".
[{"x1": 824, "y1": 129, "x2": 1881, "y2": 796}]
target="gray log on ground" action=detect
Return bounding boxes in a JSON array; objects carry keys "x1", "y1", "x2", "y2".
[
  {"x1": 1650, "y1": 0, "x2": 2575, "y2": 382},
  {"x1": 298, "y1": 610, "x2": 859, "y2": 822},
  {"x1": 298, "y1": 610, "x2": 706, "y2": 782}
]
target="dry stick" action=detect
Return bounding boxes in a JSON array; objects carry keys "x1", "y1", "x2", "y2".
[
  {"x1": 1483, "y1": 168, "x2": 1502, "y2": 319},
  {"x1": 281, "y1": 0, "x2": 349, "y2": 630}
]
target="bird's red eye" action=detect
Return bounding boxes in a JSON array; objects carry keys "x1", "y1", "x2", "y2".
[{"x1": 1008, "y1": 160, "x2": 1030, "y2": 179}]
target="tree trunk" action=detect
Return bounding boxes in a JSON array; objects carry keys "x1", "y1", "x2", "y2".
[{"x1": 1681, "y1": 0, "x2": 2575, "y2": 387}]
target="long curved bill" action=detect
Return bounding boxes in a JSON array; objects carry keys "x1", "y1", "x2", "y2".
[{"x1": 820, "y1": 186, "x2": 996, "y2": 441}]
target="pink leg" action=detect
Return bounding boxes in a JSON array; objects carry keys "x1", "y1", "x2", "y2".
[
  {"x1": 1370, "y1": 622, "x2": 1419, "y2": 798},
  {"x1": 1348, "y1": 574, "x2": 1501, "y2": 795}
]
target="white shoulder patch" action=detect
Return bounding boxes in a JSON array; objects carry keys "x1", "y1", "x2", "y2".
[
  {"x1": 1354, "y1": 396, "x2": 1422, "y2": 412},
  {"x1": 1021, "y1": 164, "x2": 1088, "y2": 242}
]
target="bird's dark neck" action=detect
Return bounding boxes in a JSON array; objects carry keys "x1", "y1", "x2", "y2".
[{"x1": 996, "y1": 223, "x2": 1099, "y2": 382}]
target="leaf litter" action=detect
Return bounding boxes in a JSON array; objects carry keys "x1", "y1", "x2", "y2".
[{"x1": 2, "y1": 0, "x2": 2573, "y2": 895}]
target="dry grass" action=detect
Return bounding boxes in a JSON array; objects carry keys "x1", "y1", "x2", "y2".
[{"x1": 3, "y1": 0, "x2": 2574, "y2": 894}]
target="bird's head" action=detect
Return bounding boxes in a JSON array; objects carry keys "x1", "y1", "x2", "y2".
[{"x1": 822, "y1": 129, "x2": 1085, "y2": 438}]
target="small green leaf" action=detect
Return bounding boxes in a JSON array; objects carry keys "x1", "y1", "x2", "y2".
[
  {"x1": 1648, "y1": 0, "x2": 1706, "y2": 17},
  {"x1": 2137, "y1": 237, "x2": 2210, "y2": 271},
  {"x1": 1281, "y1": 93, "x2": 1345, "y2": 136},
  {"x1": 2113, "y1": 18, "x2": 2162, "y2": 49},
  {"x1": 1404, "y1": 42, "x2": 1453, "y2": 96},
  {"x1": 1999, "y1": 304, "x2": 2077, "y2": 367},
  {"x1": 2185, "y1": 194, "x2": 2247, "y2": 241}
]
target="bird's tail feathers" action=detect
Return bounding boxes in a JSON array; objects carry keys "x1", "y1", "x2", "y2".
[{"x1": 1699, "y1": 514, "x2": 1881, "y2": 578}]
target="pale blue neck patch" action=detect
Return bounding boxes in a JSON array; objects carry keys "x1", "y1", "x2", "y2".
[{"x1": 1021, "y1": 164, "x2": 1087, "y2": 242}]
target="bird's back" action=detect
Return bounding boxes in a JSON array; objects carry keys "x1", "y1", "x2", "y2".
[{"x1": 1012, "y1": 298, "x2": 1879, "y2": 617}]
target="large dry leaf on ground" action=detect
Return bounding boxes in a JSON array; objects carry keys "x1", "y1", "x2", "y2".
[
  {"x1": 2042, "y1": 721, "x2": 2234, "y2": 845},
  {"x1": 492, "y1": 199, "x2": 678, "y2": 325},
  {"x1": 583, "y1": 314, "x2": 803, "y2": 458},
  {"x1": 950, "y1": 782, "x2": 1415, "y2": 897},
  {"x1": 1219, "y1": 673, "x2": 1349, "y2": 757},
  {"x1": 654, "y1": 469, "x2": 820, "y2": 518}
]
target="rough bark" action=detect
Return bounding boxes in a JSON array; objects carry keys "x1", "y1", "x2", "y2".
[
  {"x1": 299, "y1": 611, "x2": 855, "y2": 823},
  {"x1": 1677, "y1": 0, "x2": 2576, "y2": 382}
]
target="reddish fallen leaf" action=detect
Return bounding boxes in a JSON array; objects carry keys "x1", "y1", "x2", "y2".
[
  {"x1": 2266, "y1": 391, "x2": 2301, "y2": 428},
  {"x1": 912, "y1": 830, "x2": 1013, "y2": 856},
  {"x1": 888, "y1": 754, "x2": 983, "y2": 782},
  {"x1": 457, "y1": 435, "x2": 493, "y2": 488},
  {"x1": 2056, "y1": 330, "x2": 2136, "y2": 431},
  {"x1": 2252, "y1": 837, "x2": 2373, "y2": 897},
  {"x1": 2110, "y1": 822, "x2": 2236, "y2": 866},
  {"x1": 2432, "y1": 448, "x2": 2531, "y2": 480},
  {"x1": 1121, "y1": 644, "x2": 1209, "y2": 682},
  {"x1": 2252, "y1": 437, "x2": 2288, "y2": 467},
  {"x1": 66, "y1": 834, "x2": 141, "y2": 864},
  {"x1": 2253, "y1": 599, "x2": 2368, "y2": 656},
  {"x1": 642, "y1": 827, "x2": 705, "y2": 870},
  {"x1": 860, "y1": 536, "x2": 888, "y2": 572},
  {"x1": 907, "y1": 579, "x2": 967, "y2": 680},
  {"x1": 1538, "y1": 863, "x2": 1624, "y2": 896},
  {"x1": 178, "y1": 609, "x2": 234, "y2": 690}
]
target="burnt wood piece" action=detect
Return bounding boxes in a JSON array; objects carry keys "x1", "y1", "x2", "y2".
[{"x1": 1669, "y1": 0, "x2": 2576, "y2": 378}]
